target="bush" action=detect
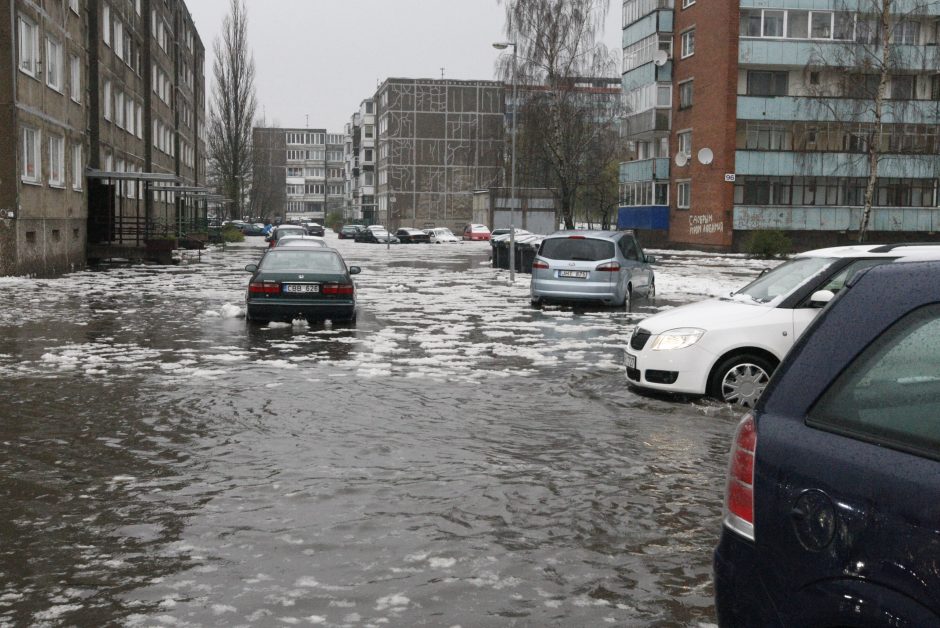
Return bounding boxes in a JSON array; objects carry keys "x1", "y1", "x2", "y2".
[
  {"x1": 221, "y1": 225, "x2": 245, "y2": 243},
  {"x1": 746, "y1": 230, "x2": 792, "y2": 259},
  {"x1": 326, "y1": 212, "x2": 344, "y2": 233}
]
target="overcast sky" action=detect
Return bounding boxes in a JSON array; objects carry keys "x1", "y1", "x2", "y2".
[{"x1": 187, "y1": 0, "x2": 623, "y2": 133}]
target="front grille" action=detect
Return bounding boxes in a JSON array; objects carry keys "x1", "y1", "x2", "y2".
[
  {"x1": 626, "y1": 367, "x2": 641, "y2": 382},
  {"x1": 630, "y1": 328, "x2": 651, "y2": 351}
]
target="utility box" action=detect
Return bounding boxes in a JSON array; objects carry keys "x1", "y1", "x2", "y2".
[{"x1": 473, "y1": 188, "x2": 557, "y2": 235}]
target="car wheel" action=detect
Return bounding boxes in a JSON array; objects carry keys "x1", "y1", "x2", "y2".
[
  {"x1": 530, "y1": 296, "x2": 542, "y2": 308},
  {"x1": 647, "y1": 280, "x2": 656, "y2": 298},
  {"x1": 709, "y1": 354, "x2": 776, "y2": 408},
  {"x1": 622, "y1": 285, "x2": 633, "y2": 310}
]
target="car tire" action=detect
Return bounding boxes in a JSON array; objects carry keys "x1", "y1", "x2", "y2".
[
  {"x1": 622, "y1": 285, "x2": 633, "y2": 311},
  {"x1": 647, "y1": 280, "x2": 656, "y2": 298},
  {"x1": 708, "y1": 353, "x2": 776, "y2": 408}
]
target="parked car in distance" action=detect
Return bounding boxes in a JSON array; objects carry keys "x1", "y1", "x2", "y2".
[
  {"x1": 490, "y1": 228, "x2": 532, "y2": 240},
  {"x1": 264, "y1": 224, "x2": 307, "y2": 248},
  {"x1": 395, "y1": 228, "x2": 431, "y2": 244},
  {"x1": 624, "y1": 243, "x2": 940, "y2": 407},
  {"x1": 427, "y1": 227, "x2": 460, "y2": 244},
  {"x1": 714, "y1": 259, "x2": 940, "y2": 627},
  {"x1": 338, "y1": 224, "x2": 364, "y2": 239},
  {"x1": 530, "y1": 230, "x2": 654, "y2": 309},
  {"x1": 463, "y1": 224, "x2": 491, "y2": 241},
  {"x1": 355, "y1": 226, "x2": 399, "y2": 244},
  {"x1": 274, "y1": 235, "x2": 328, "y2": 248},
  {"x1": 239, "y1": 223, "x2": 267, "y2": 236},
  {"x1": 303, "y1": 222, "x2": 325, "y2": 237},
  {"x1": 244, "y1": 248, "x2": 360, "y2": 324}
]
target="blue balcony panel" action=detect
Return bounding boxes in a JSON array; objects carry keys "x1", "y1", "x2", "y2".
[
  {"x1": 735, "y1": 151, "x2": 940, "y2": 179},
  {"x1": 734, "y1": 206, "x2": 940, "y2": 231},
  {"x1": 740, "y1": 0, "x2": 940, "y2": 14},
  {"x1": 623, "y1": 10, "x2": 673, "y2": 48},
  {"x1": 620, "y1": 158, "x2": 670, "y2": 183},
  {"x1": 737, "y1": 95, "x2": 940, "y2": 125},
  {"x1": 622, "y1": 62, "x2": 671, "y2": 93},
  {"x1": 618, "y1": 205, "x2": 670, "y2": 230},
  {"x1": 739, "y1": 39, "x2": 939, "y2": 71}
]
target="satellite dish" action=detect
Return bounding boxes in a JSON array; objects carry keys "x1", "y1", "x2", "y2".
[
  {"x1": 675, "y1": 152, "x2": 689, "y2": 167},
  {"x1": 697, "y1": 147, "x2": 714, "y2": 165},
  {"x1": 653, "y1": 50, "x2": 668, "y2": 67}
]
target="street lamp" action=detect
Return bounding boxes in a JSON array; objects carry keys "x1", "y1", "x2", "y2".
[{"x1": 493, "y1": 41, "x2": 518, "y2": 283}]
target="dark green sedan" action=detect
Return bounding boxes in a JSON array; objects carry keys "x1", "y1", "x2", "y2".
[{"x1": 244, "y1": 248, "x2": 360, "y2": 324}]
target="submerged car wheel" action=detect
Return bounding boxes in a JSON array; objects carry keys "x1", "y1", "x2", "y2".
[
  {"x1": 709, "y1": 354, "x2": 776, "y2": 408},
  {"x1": 622, "y1": 285, "x2": 633, "y2": 310},
  {"x1": 648, "y1": 281, "x2": 656, "y2": 298}
]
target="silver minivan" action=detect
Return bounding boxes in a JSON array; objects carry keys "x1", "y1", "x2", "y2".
[{"x1": 530, "y1": 230, "x2": 656, "y2": 307}]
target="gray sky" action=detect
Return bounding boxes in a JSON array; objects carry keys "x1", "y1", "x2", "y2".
[{"x1": 187, "y1": 0, "x2": 622, "y2": 133}]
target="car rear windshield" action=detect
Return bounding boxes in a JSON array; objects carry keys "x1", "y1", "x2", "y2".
[
  {"x1": 539, "y1": 237, "x2": 615, "y2": 261},
  {"x1": 261, "y1": 251, "x2": 345, "y2": 272}
]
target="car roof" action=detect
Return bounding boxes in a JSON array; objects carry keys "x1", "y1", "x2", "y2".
[
  {"x1": 544, "y1": 230, "x2": 626, "y2": 240},
  {"x1": 794, "y1": 243, "x2": 940, "y2": 260}
]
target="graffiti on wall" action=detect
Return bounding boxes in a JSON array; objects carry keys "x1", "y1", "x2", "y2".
[{"x1": 689, "y1": 213, "x2": 724, "y2": 235}]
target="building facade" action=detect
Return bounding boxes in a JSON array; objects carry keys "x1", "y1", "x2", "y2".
[
  {"x1": 374, "y1": 78, "x2": 505, "y2": 232},
  {"x1": 1, "y1": 0, "x2": 206, "y2": 277},
  {"x1": 343, "y1": 99, "x2": 376, "y2": 224},
  {"x1": 619, "y1": 0, "x2": 940, "y2": 250}
]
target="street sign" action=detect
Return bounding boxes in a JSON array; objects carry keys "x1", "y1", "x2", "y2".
[{"x1": 724, "y1": 173, "x2": 736, "y2": 182}]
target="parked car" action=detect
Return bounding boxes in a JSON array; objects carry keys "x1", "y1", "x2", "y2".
[
  {"x1": 303, "y1": 222, "x2": 325, "y2": 237},
  {"x1": 264, "y1": 225, "x2": 307, "y2": 248},
  {"x1": 355, "y1": 226, "x2": 399, "y2": 244},
  {"x1": 530, "y1": 230, "x2": 655, "y2": 308},
  {"x1": 244, "y1": 248, "x2": 360, "y2": 324},
  {"x1": 490, "y1": 228, "x2": 532, "y2": 240},
  {"x1": 239, "y1": 223, "x2": 267, "y2": 236},
  {"x1": 463, "y1": 224, "x2": 491, "y2": 241},
  {"x1": 338, "y1": 224, "x2": 364, "y2": 239},
  {"x1": 427, "y1": 227, "x2": 460, "y2": 244},
  {"x1": 624, "y1": 243, "x2": 940, "y2": 407},
  {"x1": 274, "y1": 235, "x2": 328, "y2": 248},
  {"x1": 714, "y1": 259, "x2": 940, "y2": 627},
  {"x1": 395, "y1": 228, "x2": 431, "y2": 244}
]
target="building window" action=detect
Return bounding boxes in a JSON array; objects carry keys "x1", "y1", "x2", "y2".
[
  {"x1": 681, "y1": 29, "x2": 695, "y2": 58},
  {"x1": 657, "y1": 85, "x2": 672, "y2": 107},
  {"x1": 22, "y1": 127, "x2": 40, "y2": 183},
  {"x1": 103, "y1": 4, "x2": 111, "y2": 46},
  {"x1": 104, "y1": 80, "x2": 112, "y2": 120},
  {"x1": 762, "y1": 10, "x2": 785, "y2": 37},
  {"x1": 69, "y1": 0, "x2": 79, "y2": 13},
  {"x1": 891, "y1": 75, "x2": 915, "y2": 100},
  {"x1": 49, "y1": 135, "x2": 65, "y2": 187},
  {"x1": 365, "y1": 102, "x2": 375, "y2": 114},
  {"x1": 678, "y1": 130, "x2": 692, "y2": 157},
  {"x1": 70, "y1": 55, "x2": 81, "y2": 102},
  {"x1": 46, "y1": 37, "x2": 64, "y2": 91},
  {"x1": 18, "y1": 15, "x2": 40, "y2": 77},
  {"x1": 677, "y1": 181, "x2": 691, "y2": 209},
  {"x1": 72, "y1": 144, "x2": 83, "y2": 190},
  {"x1": 747, "y1": 70, "x2": 789, "y2": 96},
  {"x1": 682, "y1": 0, "x2": 695, "y2": 8},
  {"x1": 931, "y1": 75, "x2": 940, "y2": 101},
  {"x1": 679, "y1": 80, "x2": 693, "y2": 109}
]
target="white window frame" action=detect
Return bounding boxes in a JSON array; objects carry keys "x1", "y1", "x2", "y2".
[
  {"x1": 72, "y1": 143, "x2": 83, "y2": 190},
  {"x1": 677, "y1": 180, "x2": 691, "y2": 209},
  {"x1": 103, "y1": 4, "x2": 111, "y2": 47},
  {"x1": 49, "y1": 135, "x2": 65, "y2": 187},
  {"x1": 681, "y1": 29, "x2": 695, "y2": 58},
  {"x1": 69, "y1": 54, "x2": 81, "y2": 102},
  {"x1": 69, "y1": 0, "x2": 79, "y2": 14},
  {"x1": 678, "y1": 130, "x2": 693, "y2": 157},
  {"x1": 104, "y1": 80, "x2": 112, "y2": 120},
  {"x1": 678, "y1": 79, "x2": 693, "y2": 109},
  {"x1": 46, "y1": 37, "x2": 63, "y2": 92},
  {"x1": 18, "y1": 15, "x2": 40, "y2": 78},
  {"x1": 21, "y1": 126, "x2": 40, "y2": 183},
  {"x1": 682, "y1": 0, "x2": 695, "y2": 8},
  {"x1": 114, "y1": 19, "x2": 124, "y2": 60}
]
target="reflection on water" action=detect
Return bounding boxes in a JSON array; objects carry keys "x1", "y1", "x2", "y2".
[{"x1": 0, "y1": 241, "x2": 752, "y2": 626}]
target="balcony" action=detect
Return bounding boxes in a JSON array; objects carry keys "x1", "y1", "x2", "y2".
[
  {"x1": 734, "y1": 205, "x2": 940, "y2": 232},
  {"x1": 739, "y1": 39, "x2": 940, "y2": 71},
  {"x1": 623, "y1": 10, "x2": 673, "y2": 47},
  {"x1": 624, "y1": 109, "x2": 671, "y2": 136},
  {"x1": 735, "y1": 150, "x2": 940, "y2": 178},
  {"x1": 737, "y1": 95, "x2": 940, "y2": 125},
  {"x1": 620, "y1": 158, "x2": 670, "y2": 183}
]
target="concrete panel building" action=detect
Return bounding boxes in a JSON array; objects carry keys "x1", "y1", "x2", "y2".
[{"x1": 343, "y1": 99, "x2": 376, "y2": 224}]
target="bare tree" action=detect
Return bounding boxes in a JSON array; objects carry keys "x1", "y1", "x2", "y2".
[
  {"x1": 250, "y1": 121, "x2": 286, "y2": 221},
  {"x1": 498, "y1": 0, "x2": 626, "y2": 229},
  {"x1": 799, "y1": 0, "x2": 939, "y2": 242},
  {"x1": 208, "y1": 0, "x2": 257, "y2": 221}
]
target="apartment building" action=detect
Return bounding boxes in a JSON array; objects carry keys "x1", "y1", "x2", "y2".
[
  {"x1": 343, "y1": 99, "x2": 376, "y2": 223},
  {"x1": 0, "y1": 0, "x2": 206, "y2": 277},
  {"x1": 619, "y1": 0, "x2": 940, "y2": 250},
  {"x1": 374, "y1": 78, "x2": 504, "y2": 232}
]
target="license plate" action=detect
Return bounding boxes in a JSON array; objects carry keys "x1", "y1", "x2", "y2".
[
  {"x1": 625, "y1": 352, "x2": 636, "y2": 370},
  {"x1": 559, "y1": 270, "x2": 589, "y2": 279},
  {"x1": 283, "y1": 284, "x2": 319, "y2": 293}
]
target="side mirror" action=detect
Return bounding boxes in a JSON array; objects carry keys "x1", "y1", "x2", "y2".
[
  {"x1": 245, "y1": 263, "x2": 258, "y2": 273},
  {"x1": 349, "y1": 266, "x2": 361, "y2": 275},
  {"x1": 758, "y1": 268, "x2": 771, "y2": 277},
  {"x1": 809, "y1": 289, "x2": 835, "y2": 307},
  {"x1": 645, "y1": 255, "x2": 656, "y2": 264}
]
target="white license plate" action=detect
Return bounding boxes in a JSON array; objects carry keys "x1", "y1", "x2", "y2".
[
  {"x1": 625, "y1": 352, "x2": 636, "y2": 370},
  {"x1": 284, "y1": 284, "x2": 319, "y2": 293},
  {"x1": 558, "y1": 270, "x2": 589, "y2": 279}
]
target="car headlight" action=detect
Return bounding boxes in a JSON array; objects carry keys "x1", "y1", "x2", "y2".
[{"x1": 650, "y1": 328, "x2": 705, "y2": 351}]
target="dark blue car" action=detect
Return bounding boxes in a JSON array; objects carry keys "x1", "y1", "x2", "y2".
[{"x1": 714, "y1": 260, "x2": 940, "y2": 627}]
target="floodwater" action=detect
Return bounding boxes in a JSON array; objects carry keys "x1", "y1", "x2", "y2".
[{"x1": 0, "y1": 236, "x2": 768, "y2": 627}]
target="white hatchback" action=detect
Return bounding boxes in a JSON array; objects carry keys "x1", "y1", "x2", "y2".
[
  {"x1": 428, "y1": 228, "x2": 461, "y2": 244},
  {"x1": 625, "y1": 243, "x2": 940, "y2": 407}
]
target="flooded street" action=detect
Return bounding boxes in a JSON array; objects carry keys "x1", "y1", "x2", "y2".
[{"x1": 0, "y1": 235, "x2": 772, "y2": 627}]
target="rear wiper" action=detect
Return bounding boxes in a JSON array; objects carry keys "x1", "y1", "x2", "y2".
[{"x1": 569, "y1": 257, "x2": 595, "y2": 261}]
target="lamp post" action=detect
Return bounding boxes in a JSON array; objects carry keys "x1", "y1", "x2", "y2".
[{"x1": 493, "y1": 41, "x2": 517, "y2": 283}]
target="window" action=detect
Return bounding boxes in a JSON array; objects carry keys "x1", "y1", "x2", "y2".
[
  {"x1": 678, "y1": 130, "x2": 692, "y2": 157},
  {"x1": 46, "y1": 37, "x2": 63, "y2": 91},
  {"x1": 808, "y1": 305, "x2": 940, "y2": 461},
  {"x1": 682, "y1": 0, "x2": 695, "y2": 8},
  {"x1": 657, "y1": 85, "x2": 672, "y2": 107},
  {"x1": 932, "y1": 75, "x2": 940, "y2": 101},
  {"x1": 787, "y1": 11, "x2": 808, "y2": 38},
  {"x1": 115, "y1": 90, "x2": 124, "y2": 128},
  {"x1": 104, "y1": 80, "x2": 112, "y2": 120},
  {"x1": 763, "y1": 10, "x2": 785, "y2": 37},
  {"x1": 365, "y1": 102, "x2": 375, "y2": 114},
  {"x1": 747, "y1": 71, "x2": 789, "y2": 96},
  {"x1": 70, "y1": 55, "x2": 81, "y2": 102},
  {"x1": 679, "y1": 80, "x2": 693, "y2": 109},
  {"x1": 49, "y1": 135, "x2": 65, "y2": 186},
  {"x1": 69, "y1": 0, "x2": 79, "y2": 13},
  {"x1": 72, "y1": 144, "x2": 83, "y2": 190},
  {"x1": 894, "y1": 20, "x2": 920, "y2": 45},
  {"x1": 364, "y1": 149, "x2": 374, "y2": 162},
  {"x1": 681, "y1": 29, "x2": 695, "y2": 58},
  {"x1": 809, "y1": 71, "x2": 820, "y2": 86},
  {"x1": 740, "y1": 9, "x2": 762, "y2": 37},
  {"x1": 21, "y1": 127, "x2": 40, "y2": 182},
  {"x1": 18, "y1": 15, "x2": 39, "y2": 77},
  {"x1": 103, "y1": 4, "x2": 111, "y2": 46},
  {"x1": 114, "y1": 19, "x2": 124, "y2": 60},
  {"x1": 677, "y1": 181, "x2": 691, "y2": 209},
  {"x1": 810, "y1": 12, "x2": 832, "y2": 39},
  {"x1": 891, "y1": 75, "x2": 915, "y2": 100}
]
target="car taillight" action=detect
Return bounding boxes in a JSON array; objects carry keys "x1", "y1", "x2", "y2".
[
  {"x1": 568, "y1": 235, "x2": 585, "y2": 239},
  {"x1": 322, "y1": 283, "x2": 354, "y2": 295},
  {"x1": 249, "y1": 281, "x2": 280, "y2": 295},
  {"x1": 595, "y1": 261, "x2": 621, "y2": 272},
  {"x1": 532, "y1": 260, "x2": 549, "y2": 270},
  {"x1": 724, "y1": 412, "x2": 756, "y2": 541}
]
